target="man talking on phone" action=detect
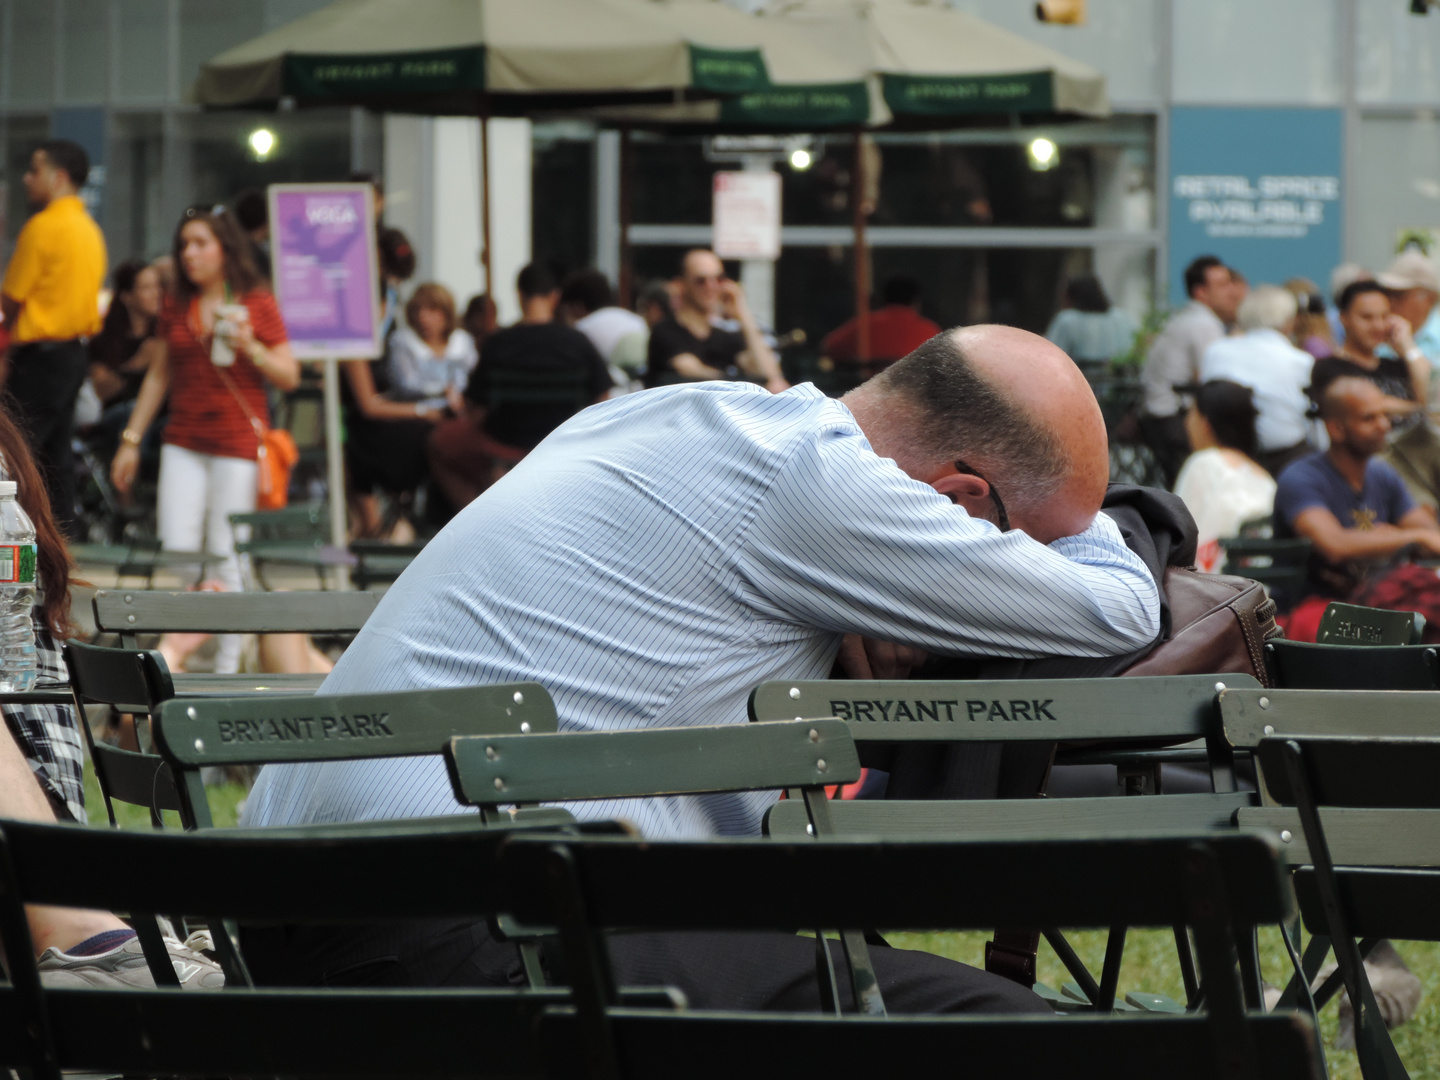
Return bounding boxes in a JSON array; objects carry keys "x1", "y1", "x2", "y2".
[{"x1": 645, "y1": 248, "x2": 788, "y2": 392}]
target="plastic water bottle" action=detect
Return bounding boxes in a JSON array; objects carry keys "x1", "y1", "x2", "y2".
[{"x1": 0, "y1": 481, "x2": 38, "y2": 692}]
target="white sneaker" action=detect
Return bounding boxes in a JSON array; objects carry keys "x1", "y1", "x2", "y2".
[{"x1": 38, "y1": 933, "x2": 225, "y2": 990}]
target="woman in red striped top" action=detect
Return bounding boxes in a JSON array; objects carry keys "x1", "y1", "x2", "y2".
[{"x1": 112, "y1": 205, "x2": 300, "y2": 672}]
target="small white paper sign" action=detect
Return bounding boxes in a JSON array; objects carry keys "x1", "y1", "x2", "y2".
[{"x1": 713, "y1": 171, "x2": 781, "y2": 260}]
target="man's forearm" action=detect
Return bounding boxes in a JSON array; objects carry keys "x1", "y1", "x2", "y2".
[{"x1": 736, "y1": 309, "x2": 782, "y2": 382}]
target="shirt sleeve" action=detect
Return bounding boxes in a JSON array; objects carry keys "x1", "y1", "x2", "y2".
[
  {"x1": 1382, "y1": 465, "x2": 1417, "y2": 521},
  {"x1": 646, "y1": 321, "x2": 686, "y2": 374},
  {"x1": 1273, "y1": 466, "x2": 1329, "y2": 529},
  {"x1": 1, "y1": 220, "x2": 44, "y2": 302},
  {"x1": 736, "y1": 421, "x2": 1160, "y2": 659},
  {"x1": 386, "y1": 333, "x2": 424, "y2": 399},
  {"x1": 248, "y1": 292, "x2": 289, "y2": 348}
]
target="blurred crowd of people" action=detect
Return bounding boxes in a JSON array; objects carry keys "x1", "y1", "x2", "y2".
[{"x1": 1074, "y1": 248, "x2": 1440, "y2": 642}]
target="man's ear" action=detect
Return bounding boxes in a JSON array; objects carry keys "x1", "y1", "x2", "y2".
[{"x1": 929, "y1": 471, "x2": 990, "y2": 503}]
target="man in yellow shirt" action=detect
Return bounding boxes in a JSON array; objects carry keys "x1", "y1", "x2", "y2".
[{"x1": 1, "y1": 140, "x2": 107, "y2": 538}]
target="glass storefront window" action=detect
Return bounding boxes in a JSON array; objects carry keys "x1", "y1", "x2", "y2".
[
  {"x1": 107, "y1": 112, "x2": 165, "y2": 261},
  {"x1": 1354, "y1": 112, "x2": 1440, "y2": 276},
  {"x1": 8, "y1": 0, "x2": 56, "y2": 107},
  {"x1": 172, "y1": 110, "x2": 353, "y2": 213},
  {"x1": 118, "y1": 0, "x2": 169, "y2": 103},
  {"x1": 179, "y1": 0, "x2": 332, "y2": 103},
  {"x1": 532, "y1": 125, "x2": 594, "y2": 277},
  {"x1": 952, "y1": 0, "x2": 1161, "y2": 106},
  {"x1": 61, "y1": 0, "x2": 108, "y2": 104},
  {"x1": 1172, "y1": 0, "x2": 1340, "y2": 105},
  {"x1": 1357, "y1": 0, "x2": 1440, "y2": 104}
]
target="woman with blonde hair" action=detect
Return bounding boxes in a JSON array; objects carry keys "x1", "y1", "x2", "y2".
[{"x1": 344, "y1": 281, "x2": 477, "y2": 537}]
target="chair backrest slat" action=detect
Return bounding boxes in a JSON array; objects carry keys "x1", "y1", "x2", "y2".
[
  {"x1": 1220, "y1": 687, "x2": 1440, "y2": 747},
  {"x1": 497, "y1": 831, "x2": 1292, "y2": 934},
  {"x1": 765, "y1": 790, "x2": 1255, "y2": 840},
  {"x1": 93, "y1": 589, "x2": 379, "y2": 636},
  {"x1": 1263, "y1": 640, "x2": 1440, "y2": 690},
  {"x1": 1316, "y1": 601, "x2": 1425, "y2": 646},
  {"x1": 446, "y1": 719, "x2": 859, "y2": 807},
  {"x1": 155, "y1": 683, "x2": 557, "y2": 769},
  {"x1": 1237, "y1": 807, "x2": 1440, "y2": 866},
  {"x1": 749, "y1": 674, "x2": 1256, "y2": 742},
  {"x1": 0, "y1": 816, "x2": 620, "y2": 919},
  {"x1": 1255, "y1": 737, "x2": 1440, "y2": 810},
  {"x1": 536, "y1": 1009, "x2": 1320, "y2": 1080}
]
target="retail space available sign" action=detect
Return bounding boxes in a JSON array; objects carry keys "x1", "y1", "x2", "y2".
[
  {"x1": 268, "y1": 183, "x2": 381, "y2": 359},
  {"x1": 713, "y1": 171, "x2": 781, "y2": 260},
  {"x1": 1168, "y1": 108, "x2": 1343, "y2": 307}
]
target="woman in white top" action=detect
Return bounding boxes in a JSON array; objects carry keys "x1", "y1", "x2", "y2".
[
  {"x1": 1044, "y1": 275, "x2": 1138, "y2": 372},
  {"x1": 1174, "y1": 380, "x2": 1278, "y2": 574},
  {"x1": 385, "y1": 282, "x2": 478, "y2": 410}
]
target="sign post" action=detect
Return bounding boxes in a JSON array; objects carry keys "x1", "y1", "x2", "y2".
[
  {"x1": 267, "y1": 183, "x2": 381, "y2": 583},
  {"x1": 713, "y1": 168, "x2": 782, "y2": 330}
]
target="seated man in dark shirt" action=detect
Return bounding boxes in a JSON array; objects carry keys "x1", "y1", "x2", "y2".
[
  {"x1": 1309, "y1": 280, "x2": 1426, "y2": 409},
  {"x1": 1275, "y1": 377, "x2": 1440, "y2": 602},
  {"x1": 428, "y1": 263, "x2": 612, "y2": 511},
  {"x1": 645, "y1": 248, "x2": 787, "y2": 392}
]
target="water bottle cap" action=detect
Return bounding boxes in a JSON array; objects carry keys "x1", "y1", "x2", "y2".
[{"x1": 0, "y1": 482, "x2": 14, "y2": 498}]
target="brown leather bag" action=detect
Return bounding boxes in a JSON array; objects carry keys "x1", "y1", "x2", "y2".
[
  {"x1": 984, "y1": 568, "x2": 1282, "y2": 987},
  {"x1": 1119, "y1": 567, "x2": 1280, "y2": 686}
]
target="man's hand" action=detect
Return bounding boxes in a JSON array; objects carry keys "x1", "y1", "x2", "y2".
[
  {"x1": 838, "y1": 634, "x2": 929, "y2": 680},
  {"x1": 1388, "y1": 313, "x2": 1418, "y2": 357},
  {"x1": 718, "y1": 279, "x2": 749, "y2": 322}
]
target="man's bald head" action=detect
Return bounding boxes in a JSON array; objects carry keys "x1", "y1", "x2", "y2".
[
  {"x1": 845, "y1": 325, "x2": 1108, "y2": 543},
  {"x1": 1320, "y1": 375, "x2": 1392, "y2": 460}
]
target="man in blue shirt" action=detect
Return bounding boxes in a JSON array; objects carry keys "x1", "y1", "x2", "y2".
[
  {"x1": 1275, "y1": 376, "x2": 1440, "y2": 598},
  {"x1": 243, "y1": 325, "x2": 1160, "y2": 1014}
]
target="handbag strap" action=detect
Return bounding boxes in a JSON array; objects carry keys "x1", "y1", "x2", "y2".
[{"x1": 214, "y1": 363, "x2": 270, "y2": 445}]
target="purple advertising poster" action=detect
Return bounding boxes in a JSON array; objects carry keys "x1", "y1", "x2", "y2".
[{"x1": 268, "y1": 184, "x2": 380, "y2": 359}]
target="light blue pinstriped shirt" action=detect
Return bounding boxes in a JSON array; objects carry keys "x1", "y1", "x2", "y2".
[{"x1": 244, "y1": 383, "x2": 1160, "y2": 838}]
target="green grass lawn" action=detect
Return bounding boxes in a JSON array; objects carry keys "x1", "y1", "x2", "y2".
[
  {"x1": 81, "y1": 761, "x2": 1438, "y2": 1077},
  {"x1": 886, "y1": 929, "x2": 1440, "y2": 1078}
]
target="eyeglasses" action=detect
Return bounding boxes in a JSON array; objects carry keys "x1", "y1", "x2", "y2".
[
  {"x1": 954, "y1": 460, "x2": 1010, "y2": 533},
  {"x1": 184, "y1": 204, "x2": 227, "y2": 219},
  {"x1": 688, "y1": 274, "x2": 723, "y2": 285}
]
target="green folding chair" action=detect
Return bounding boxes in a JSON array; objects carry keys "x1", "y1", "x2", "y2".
[
  {"x1": 750, "y1": 673, "x2": 1262, "y2": 1006},
  {"x1": 0, "y1": 815, "x2": 677, "y2": 1080},
  {"x1": 443, "y1": 719, "x2": 879, "y2": 1014},
  {"x1": 1221, "y1": 686, "x2": 1440, "y2": 1080},
  {"x1": 92, "y1": 587, "x2": 379, "y2": 648},
  {"x1": 496, "y1": 829, "x2": 1321, "y2": 1080}
]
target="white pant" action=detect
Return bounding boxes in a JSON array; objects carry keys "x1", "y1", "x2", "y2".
[{"x1": 156, "y1": 443, "x2": 257, "y2": 674}]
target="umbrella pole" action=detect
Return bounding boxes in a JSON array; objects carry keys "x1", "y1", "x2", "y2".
[
  {"x1": 479, "y1": 103, "x2": 494, "y2": 305},
  {"x1": 618, "y1": 126, "x2": 634, "y2": 308},
  {"x1": 853, "y1": 131, "x2": 871, "y2": 364}
]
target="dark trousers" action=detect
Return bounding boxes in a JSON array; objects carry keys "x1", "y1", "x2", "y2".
[
  {"x1": 241, "y1": 919, "x2": 1043, "y2": 1015},
  {"x1": 1138, "y1": 412, "x2": 1191, "y2": 489},
  {"x1": 6, "y1": 340, "x2": 89, "y2": 539}
]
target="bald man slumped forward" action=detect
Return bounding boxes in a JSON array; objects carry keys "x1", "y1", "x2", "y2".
[{"x1": 243, "y1": 326, "x2": 1160, "y2": 1012}]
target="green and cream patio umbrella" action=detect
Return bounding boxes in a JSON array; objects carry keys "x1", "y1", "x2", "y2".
[
  {"x1": 193, "y1": 0, "x2": 800, "y2": 113},
  {"x1": 762, "y1": 0, "x2": 1109, "y2": 127},
  {"x1": 193, "y1": 0, "x2": 855, "y2": 557}
]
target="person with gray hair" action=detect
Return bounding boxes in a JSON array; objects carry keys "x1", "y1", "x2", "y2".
[{"x1": 1200, "y1": 283, "x2": 1315, "y2": 477}]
